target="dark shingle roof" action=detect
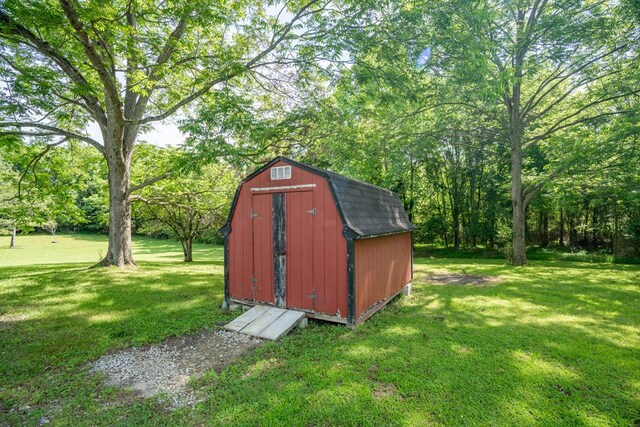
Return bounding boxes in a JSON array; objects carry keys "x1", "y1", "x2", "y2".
[{"x1": 281, "y1": 158, "x2": 414, "y2": 238}]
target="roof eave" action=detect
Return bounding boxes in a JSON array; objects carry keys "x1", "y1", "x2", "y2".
[{"x1": 353, "y1": 228, "x2": 415, "y2": 240}]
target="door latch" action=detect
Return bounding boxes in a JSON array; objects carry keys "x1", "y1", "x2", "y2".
[
  {"x1": 306, "y1": 207, "x2": 317, "y2": 216},
  {"x1": 306, "y1": 291, "x2": 317, "y2": 300},
  {"x1": 250, "y1": 209, "x2": 258, "y2": 219}
]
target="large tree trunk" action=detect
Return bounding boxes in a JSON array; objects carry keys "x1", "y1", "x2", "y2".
[
  {"x1": 10, "y1": 226, "x2": 16, "y2": 249},
  {"x1": 95, "y1": 133, "x2": 136, "y2": 268},
  {"x1": 510, "y1": 112, "x2": 528, "y2": 266},
  {"x1": 507, "y1": 6, "x2": 533, "y2": 266},
  {"x1": 511, "y1": 192, "x2": 528, "y2": 265}
]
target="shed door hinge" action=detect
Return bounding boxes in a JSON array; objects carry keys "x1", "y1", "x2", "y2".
[
  {"x1": 250, "y1": 209, "x2": 258, "y2": 219},
  {"x1": 251, "y1": 275, "x2": 260, "y2": 284},
  {"x1": 306, "y1": 207, "x2": 317, "y2": 216}
]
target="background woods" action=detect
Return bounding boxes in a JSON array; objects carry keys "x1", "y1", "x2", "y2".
[{"x1": 1, "y1": 0, "x2": 639, "y2": 263}]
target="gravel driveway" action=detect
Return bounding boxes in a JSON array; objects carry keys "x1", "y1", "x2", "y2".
[{"x1": 91, "y1": 329, "x2": 263, "y2": 407}]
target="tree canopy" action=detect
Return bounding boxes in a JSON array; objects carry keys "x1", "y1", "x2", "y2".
[{"x1": 1, "y1": 0, "x2": 639, "y2": 263}]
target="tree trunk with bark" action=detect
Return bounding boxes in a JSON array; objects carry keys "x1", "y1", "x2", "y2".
[
  {"x1": 94, "y1": 131, "x2": 136, "y2": 267},
  {"x1": 559, "y1": 209, "x2": 564, "y2": 246},
  {"x1": 542, "y1": 212, "x2": 549, "y2": 247},
  {"x1": 505, "y1": 6, "x2": 531, "y2": 266},
  {"x1": 453, "y1": 209, "x2": 461, "y2": 250},
  {"x1": 10, "y1": 226, "x2": 16, "y2": 249},
  {"x1": 509, "y1": 84, "x2": 528, "y2": 266},
  {"x1": 182, "y1": 237, "x2": 193, "y2": 262}
]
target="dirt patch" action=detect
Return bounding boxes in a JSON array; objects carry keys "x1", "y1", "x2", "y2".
[
  {"x1": 373, "y1": 382, "x2": 401, "y2": 399},
  {"x1": 0, "y1": 314, "x2": 28, "y2": 330},
  {"x1": 91, "y1": 329, "x2": 263, "y2": 407},
  {"x1": 425, "y1": 273, "x2": 502, "y2": 286}
]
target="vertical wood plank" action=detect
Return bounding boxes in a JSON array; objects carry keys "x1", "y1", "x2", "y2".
[{"x1": 354, "y1": 233, "x2": 412, "y2": 318}]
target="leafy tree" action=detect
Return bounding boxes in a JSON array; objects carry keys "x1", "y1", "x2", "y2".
[
  {"x1": 424, "y1": 0, "x2": 639, "y2": 264},
  {"x1": 0, "y1": 0, "x2": 341, "y2": 267},
  {"x1": 311, "y1": 0, "x2": 639, "y2": 263},
  {"x1": 132, "y1": 151, "x2": 238, "y2": 261},
  {"x1": 0, "y1": 139, "x2": 86, "y2": 246}
]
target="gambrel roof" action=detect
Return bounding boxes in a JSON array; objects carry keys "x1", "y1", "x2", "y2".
[{"x1": 221, "y1": 157, "x2": 414, "y2": 238}]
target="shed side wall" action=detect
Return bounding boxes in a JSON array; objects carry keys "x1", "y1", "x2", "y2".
[
  {"x1": 228, "y1": 161, "x2": 348, "y2": 319},
  {"x1": 354, "y1": 233, "x2": 412, "y2": 319},
  {"x1": 228, "y1": 184, "x2": 254, "y2": 301}
]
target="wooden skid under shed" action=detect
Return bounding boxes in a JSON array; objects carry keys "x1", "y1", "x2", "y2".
[{"x1": 225, "y1": 305, "x2": 306, "y2": 341}]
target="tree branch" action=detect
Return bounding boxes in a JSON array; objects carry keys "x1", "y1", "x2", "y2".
[
  {"x1": 525, "y1": 91, "x2": 638, "y2": 146},
  {"x1": 0, "y1": 122, "x2": 104, "y2": 152},
  {"x1": 129, "y1": 7, "x2": 192, "y2": 122},
  {"x1": 58, "y1": 0, "x2": 123, "y2": 116},
  {"x1": 127, "y1": 171, "x2": 172, "y2": 196},
  {"x1": 15, "y1": 138, "x2": 68, "y2": 200},
  {"x1": 524, "y1": 68, "x2": 623, "y2": 124},
  {"x1": 0, "y1": 9, "x2": 107, "y2": 126},
  {"x1": 522, "y1": 44, "x2": 628, "y2": 117},
  {"x1": 523, "y1": 159, "x2": 572, "y2": 204},
  {"x1": 135, "y1": 0, "x2": 324, "y2": 125}
]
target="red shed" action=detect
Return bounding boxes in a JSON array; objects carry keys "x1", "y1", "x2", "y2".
[{"x1": 220, "y1": 157, "x2": 414, "y2": 325}]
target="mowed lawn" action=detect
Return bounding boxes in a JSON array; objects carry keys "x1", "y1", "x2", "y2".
[
  {"x1": 1, "y1": 234, "x2": 639, "y2": 426},
  {"x1": 0, "y1": 232, "x2": 216, "y2": 266}
]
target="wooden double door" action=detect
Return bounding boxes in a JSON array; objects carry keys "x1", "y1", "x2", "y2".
[{"x1": 251, "y1": 191, "x2": 315, "y2": 311}]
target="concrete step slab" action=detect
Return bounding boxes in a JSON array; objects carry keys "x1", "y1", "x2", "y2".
[
  {"x1": 224, "y1": 305, "x2": 269, "y2": 332},
  {"x1": 257, "y1": 310, "x2": 306, "y2": 341},
  {"x1": 225, "y1": 305, "x2": 307, "y2": 341},
  {"x1": 240, "y1": 307, "x2": 287, "y2": 336}
]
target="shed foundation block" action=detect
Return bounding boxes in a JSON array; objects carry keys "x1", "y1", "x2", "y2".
[{"x1": 401, "y1": 282, "x2": 412, "y2": 296}]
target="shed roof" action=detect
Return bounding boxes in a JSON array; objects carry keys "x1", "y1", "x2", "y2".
[{"x1": 222, "y1": 157, "x2": 414, "y2": 239}]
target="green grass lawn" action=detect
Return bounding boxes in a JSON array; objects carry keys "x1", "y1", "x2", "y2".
[
  {"x1": 0, "y1": 232, "x2": 216, "y2": 266},
  {"x1": 1, "y1": 234, "x2": 639, "y2": 426}
]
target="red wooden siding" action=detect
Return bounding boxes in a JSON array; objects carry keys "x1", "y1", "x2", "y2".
[
  {"x1": 285, "y1": 190, "x2": 314, "y2": 311},
  {"x1": 354, "y1": 233, "x2": 412, "y2": 320},
  {"x1": 251, "y1": 193, "x2": 274, "y2": 303},
  {"x1": 228, "y1": 184, "x2": 253, "y2": 301},
  {"x1": 227, "y1": 161, "x2": 348, "y2": 319}
]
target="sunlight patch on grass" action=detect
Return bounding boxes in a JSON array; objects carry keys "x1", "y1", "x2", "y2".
[
  {"x1": 308, "y1": 383, "x2": 368, "y2": 407},
  {"x1": 450, "y1": 343, "x2": 473, "y2": 356},
  {"x1": 512, "y1": 349, "x2": 579, "y2": 379},
  {"x1": 242, "y1": 358, "x2": 282, "y2": 380},
  {"x1": 345, "y1": 344, "x2": 375, "y2": 357},
  {"x1": 381, "y1": 325, "x2": 421, "y2": 336},
  {"x1": 87, "y1": 312, "x2": 128, "y2": 324},
  {"x1": 454, "y1": 295, "x2": 549, "y2": 314}
]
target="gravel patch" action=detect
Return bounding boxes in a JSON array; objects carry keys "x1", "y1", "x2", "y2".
[{"x1": 91, "y1": 329, "x2": 263, "y2": 407}]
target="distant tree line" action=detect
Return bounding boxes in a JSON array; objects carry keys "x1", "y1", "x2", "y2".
[{"x1": 2, "y1": 0, "x2": 638, "y2": 265}]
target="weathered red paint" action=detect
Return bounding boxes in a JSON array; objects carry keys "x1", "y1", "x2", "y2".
[
  {"x1": 227, "y1": 161, "x2": 348, "y2": 319},
  {"x1": 285, "y1": 190, "x2": 314, "y2": 310},
  {"x1": 226, "y1": 159, "x2": 413, "y2": 324},
  {"x1": 251, "y1": 193, "x2": 273, "y2": 303},
  {"x1": 354, "y1": 233, "x2": 413, "y2": 321}
]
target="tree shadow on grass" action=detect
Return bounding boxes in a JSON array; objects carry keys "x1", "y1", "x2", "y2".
[
  {"x1": 2, "y1": 259, "x2": 639, "y2": 425},
  {"x1": 0, "y1": 262, "x2": 232, "y2": 392},
  {"x1": 185, "y1": 260, "x2": 640, "y2": 426}
]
